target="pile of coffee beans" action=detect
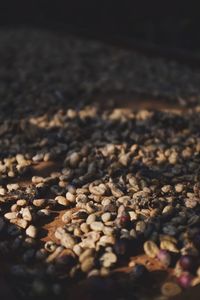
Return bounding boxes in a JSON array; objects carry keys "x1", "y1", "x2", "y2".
[{"x1": 1, "y1": 28, "x2": 200, "y2": 299}]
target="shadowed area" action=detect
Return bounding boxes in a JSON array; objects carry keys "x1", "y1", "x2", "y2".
[{"x1": 1, "y1": 28, "x2": 200, "y2": 300}]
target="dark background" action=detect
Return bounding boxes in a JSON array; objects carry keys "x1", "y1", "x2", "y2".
[{"x1": 0, "y1": 1, "x2": 199, "y2": 52}]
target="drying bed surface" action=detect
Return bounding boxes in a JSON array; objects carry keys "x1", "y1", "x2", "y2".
[{"x1": 1, "y1": 29, "x2": 200, "y2": 300}]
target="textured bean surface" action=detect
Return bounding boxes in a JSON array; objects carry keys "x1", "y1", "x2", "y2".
[{"x1": 1, "y1": 28, "x2": 200, "y2": 300}]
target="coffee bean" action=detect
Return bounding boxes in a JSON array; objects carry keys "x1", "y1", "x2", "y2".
[
  {"x1": 144, "y1": 240, "x2": 159, "y2": 258},
  {"x1": 90, "y1": 221, "x2": 104, "y2": 232},
  {"x1": 10, "y1": 218, "x2": 28, "y2": 229},
  {"x1": 81, "y1": 257, "x2": 95, "y2": 273},
  {"x1": 100, "y1": 252, "x2": 117, "y2": 268},
  {"x1": 22, "y1": 207, "x2": 32, "y2": 221},
  {"x1": 55, "y1": 196, "x2": 70, "y2": 207},
  {"x1": 4, "y1": 212, "x2": 17, "y2": 220},
  {"x1": 2, "y1": 30, "x2": 200, "y2": 298},
  {"x1": 60, "y1": 233, "x2": 76, "y2": 249},
  {"x1": 161, "y1": 282, "x2": 182, "y2": 297},
  {"x1": 101, "y1": 212, "x2": 112, "y2": 223},
  {"x1": 26, "y1": 225, "x2": 37, "y2": 238}
]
